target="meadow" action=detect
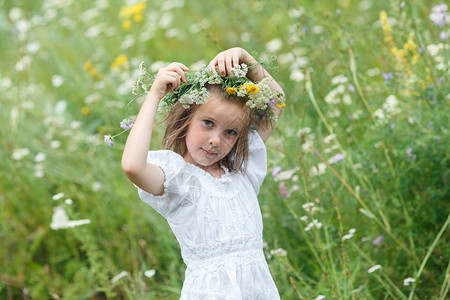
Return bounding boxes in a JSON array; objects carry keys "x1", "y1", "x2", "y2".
[{"x1": 0, "y1": 0, "x2": 449, "y2": 299}]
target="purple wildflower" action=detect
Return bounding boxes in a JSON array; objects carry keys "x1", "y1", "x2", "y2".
[
  {"x1": 268, "y1": 99, "x2": 276, "y2": 108},
  {"x1": 372, "y1": 235, "x2": 384, "y2": 246},
  {"x1": 406, "y1": 147, "x2": 416, "y2": 161},
  {"x1": 336, "y1": 9, "x2": 341, "y2": 16},
  {"x1": 120, "y1": 118, "x2": 135, "y2": 130},
  {"x1": 439, "y1": 31, "x2": 448, "y2": 41},
  {"x1": 279, "y1": 182, "x2": 290, "y2": 198},
  {"x1": 328, "y1": 153, "x2": 345, "y2": 164},
  {"x1": 272, "y1": 166, "x2": 282, "y2": 177},
  {"x1": 104, "y1": 135, "x2": 114, "y2": 147},
  {"x1": 347, "y1": 84, "x2": 356, "y2": 92},
  {"x1": 382, "y1": 71, "x2": 394, "y2": 82}
]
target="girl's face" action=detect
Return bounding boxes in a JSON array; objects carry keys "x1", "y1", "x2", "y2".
[{"x1": 184, "y1": 95, "x2": 246, "y2": 174}]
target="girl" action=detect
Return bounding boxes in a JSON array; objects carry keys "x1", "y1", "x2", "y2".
[{"x1": 122, "y1": 47, "x2": 285, "y2": 299}]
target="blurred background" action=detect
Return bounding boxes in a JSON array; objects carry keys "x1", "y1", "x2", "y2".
[{"x1": 0, "y1": 0, "x2": 449, "y2": 299}]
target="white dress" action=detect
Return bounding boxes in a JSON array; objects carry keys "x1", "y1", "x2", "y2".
[{"x1": 136, "y1": 131, "x2": 280, "y2": 299}]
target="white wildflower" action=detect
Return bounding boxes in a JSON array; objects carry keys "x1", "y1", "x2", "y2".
[
  {"x1": 270, "y1": 248, "x2": 288, "y2": 257},
  {"x1": 314, "y1": 295, "x2": 326, "y2": 300},
  {"x1": 50, "y1": 205, "x2": 91, "y2": 230},
  {"x1": 65, "y1": 199, "x2": 73, "y2": 205},
  {"x1": 274, "y1": 167, "x2": 299, "y2": 181},
  {"x1": 51, "y1": 75, "x2": 64, "y2": 87},
  {"x1": 305, "y1": 219, "x2": 322, "y2": 231},
  {"x1": 300, "y1": 215, "x2": 308, "y2": 222},
  {"x1": 323, "y1": 134, "x2": 336, "y2": 144},
  {"x1": 368, "y1": 264, "x2": 382, "y2": 273},
  {"x1": 12, "y1": 148, "x2": 30, "y2": 160},
  {"x1": 309, "y1": 163, "x2": 327, "y2": 177},
  {"x1": 266, "y1": 38, "x2": 283, "y2": 52},
  {"x1": 403, "y1": 277, "x2": 416, "y2": 286},
  {"x1": 144, "y1": 269, "x2": 156, "y2": 278},
  {"x1": 331, "y1": 75, "x2": 348, "y2": 85},
  {"x1": 52, "y1": 193, "x2": 64, "y2": 200},
  {"x1": 34, "y1": 152, "x2": 46, "y2": 163}
]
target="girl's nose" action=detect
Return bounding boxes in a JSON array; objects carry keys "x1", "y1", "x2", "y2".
[{"x1": 209, "y1": 135, "x2": 220, "y2": 147}]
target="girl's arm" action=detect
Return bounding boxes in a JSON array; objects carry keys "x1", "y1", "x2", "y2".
[
  {"x1": 208, "y1": 47, "x2": 285, "y2": 142},
  {"x1": 121, "y1": 62, "x2": 189, "y2": 195}
]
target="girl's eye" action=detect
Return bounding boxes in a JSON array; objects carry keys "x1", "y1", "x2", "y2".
[
  {"x1": 203, "y1": 120, "x2": 213, "y2": 127},
  {"x1": 226, "y1": 129, "x2": 237, "y2": 136}
]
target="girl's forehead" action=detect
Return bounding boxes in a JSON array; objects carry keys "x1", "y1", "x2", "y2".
[{"x1": 196, "y1": 97, "x2": 246, "y2": 126}]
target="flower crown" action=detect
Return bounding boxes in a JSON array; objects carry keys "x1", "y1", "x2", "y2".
[{"x1": 104, "y1": 61, "x2": 284, "y2": 146}]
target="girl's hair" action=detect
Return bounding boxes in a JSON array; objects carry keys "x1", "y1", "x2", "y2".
[{"x1": 163, "y1": 84, "x2": 253, "y2": 173}]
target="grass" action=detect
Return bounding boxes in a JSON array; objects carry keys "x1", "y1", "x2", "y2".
[{"x1": 1, "y1": 0, "x2": 449, "y2": 299}]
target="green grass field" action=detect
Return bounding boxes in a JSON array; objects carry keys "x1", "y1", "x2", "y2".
[{"x1": 1, "y1": 0, "x2": 449, "y2": 299}]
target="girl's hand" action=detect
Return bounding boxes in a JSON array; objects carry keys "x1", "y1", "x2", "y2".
[
  {"x1": 209, "y1": 47, "x2": 256, "y2": 77},
  {"x1": 149, "y1": 62, "x2": 189, "y2": 99}
]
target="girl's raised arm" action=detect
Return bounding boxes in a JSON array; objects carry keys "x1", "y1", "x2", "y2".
[
  {"x1": 121, "y1": 62, "x2": 189, "y2": 195},
  {"x1": 209, "y1": 47, "x2": 285, "y2": 142}
]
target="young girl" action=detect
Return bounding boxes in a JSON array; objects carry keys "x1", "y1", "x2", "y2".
[{"x1": 122, "y1": 47, "x2": 285, "y2": 299}]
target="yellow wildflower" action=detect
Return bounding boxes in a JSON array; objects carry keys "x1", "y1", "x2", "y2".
[
  {"x1": 119, "y1": 2, "x2": 146, "y2": 29},
  {"x1": 89, "y1": 68, "x2": 97, "y2": 77},
  {"x1": 122, "y1": 20, "x2": 132, "y2": 30},
  {"x1": 110, "y1": 54, "x2": 129, "y2": 70},
  {"x1": 245, "y1": 84, "x2": 259, "y2": 94},
  {"x1": 81, "y1": 107, "x2": 90, "y2": 115},
  {"x1": 226, "y1": 87, "x2": 237, "y2": 95},
  {"x1": 277, "y1": 103, "x2": 286, "y2": 107},
  {"x1": 133, "y1": 14, "x2": 143, "y2": 23},
  {"x1": 84, "y1": 61, "x2": 92, "y2": 70}
]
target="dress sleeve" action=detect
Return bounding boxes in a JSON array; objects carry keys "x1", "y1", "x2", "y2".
[
  {"x1": 245, "y1": 130, "x2": 268, "y2": 195},
  {"x1": 135, "y1": 150, "x2": 191, "y2": 219}
]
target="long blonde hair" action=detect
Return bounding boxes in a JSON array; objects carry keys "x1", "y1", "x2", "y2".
[{"x1": 162, "y1": 84, "x2": 253, "y2": 173}]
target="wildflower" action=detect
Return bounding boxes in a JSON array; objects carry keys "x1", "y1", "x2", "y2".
[
  {"x1": 382, "y1": 71, "x2": 393, "y2": 82},
  {"x1": 104, "y1": 135, "x2": 114, "y2": 147},
  {"x1": 110, "y1": 54, "x2": 129, "y2": 71},
  {"x1": 51, "y1": 75, "x2": 64, "y2": 87},
  {"x1": 120, "y1": 118, "x2": 135, "y2": 130},
  {"x1": 65, "y1": 199, "x2": 73, "y2": 205},
  {"x1": 328, "y1": 153, "x2": 345, "y2": 164},
  {"x1": 309, "y1": 163, "x2": 326, "y2": 177},
  {"x1": 440, "y1": 31, "x2": 449, "y2": 40},
  {"x1": 226, "y1": 87, "x2": 237, "y2": 95},
  {"x1": 50, "y1": 205, "x2": 91, "y2": 230},
  {"x1": 266, "y1": 38, "x2": 282, "y2": 52},
  {"x1": 372, "y1": 235, "x2": 384, "y2": 245},
  {"x1": 300, "y1": 215, "x2": 308, "y2": 222},
  {"x1": 271, "y1": 166, "x2": 282, "y2": 177},
  {"x1": 12, "y1": 148, "x2": 30, "y2": 160},
  {"x1": 81, "y1": 106, "x2": 90, "y2": 115},
  {"x1": 119, "y1": 2, "x2": 146, "y2": 30},
  {"x1": 368, "y1": 264, "x2": 382, "y2": 273},
  {"x1": 144, "y1": 269, "x2": 156, "y2": 278},
  {"x1": 92, "y1": 181, "x2": 102, "y2": 192},
  {"x1": 305, "y1": 219, "x2": 322, "y2": 231},
  {"x1": 274, "y1": 167, "x2": 299, "y2": 181},
  {"x1": 34, "y1": 152, "x2": 46, "y2": 163},
  {"x1": 406, "y1": 148, "x2": 416, "y2": 160},
  {"x1": 111, "y1": 271, "x2": 128, "y2": 284},
  {"x1": 52, "y1": 193, "x2": 64, "y2": 200},
  {"x1": 403, "y1": 277, "x2": 416, "y2": 286},
  {"x1": 430, "y1": 4, "x2": 449, "y2": 27},
  {"x1": 279, "y1": 182, "x2": 290, "y2": 198},
  {"x1": 270, "y1": 248, "x2": 288, "y2": 256},
  {"x1": 314, "y1": 296, "x2": 326, "y2": 300},
  {"x1": 343, "y1": 228, "x2": 356, "y2": 241}
]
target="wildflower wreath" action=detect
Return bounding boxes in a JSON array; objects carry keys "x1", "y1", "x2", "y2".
[{"x1": 105, "y1": 61, "x2": 285, "y2": 146}]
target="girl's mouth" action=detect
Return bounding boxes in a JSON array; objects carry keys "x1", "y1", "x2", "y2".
[{"x1": 201, "y1": 148, "x2": 217, "y2": 156}]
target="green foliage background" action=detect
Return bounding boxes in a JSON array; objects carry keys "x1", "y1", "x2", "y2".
[{"x1": 0, "y1": 0, "x2": 449, "y2": 299}]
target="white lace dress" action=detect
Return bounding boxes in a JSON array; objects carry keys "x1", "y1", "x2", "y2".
[{"x1": 136, "y1": 131, "x2": 280, "y2": 299}]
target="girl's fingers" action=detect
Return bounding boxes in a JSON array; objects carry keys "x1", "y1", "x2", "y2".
[
  {"x1": 217, "y1": 55, "x2": 226, "y2": 76},
  {"x1": 208, "y1": 57, "x2": 218, "y2": 73},
  {"x1": 225, "y1": 55, "x2": 233, "y2": 76},
  {"x1": 232, "y1": 55, "x2": 239, "y2": 70}
]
